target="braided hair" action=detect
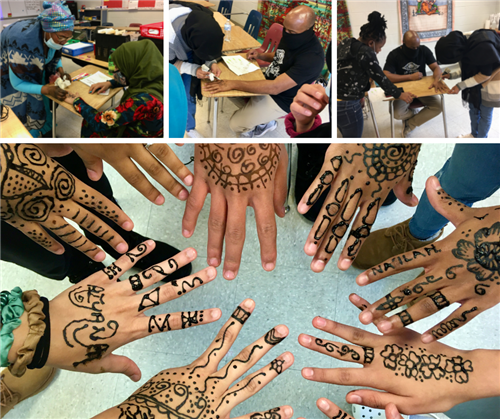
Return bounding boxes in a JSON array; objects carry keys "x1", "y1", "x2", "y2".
[{"x1": 359, "y1": 11, "x2": 387, "y2": 42}]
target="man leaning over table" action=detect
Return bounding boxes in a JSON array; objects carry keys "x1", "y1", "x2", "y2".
[
  {"x1": 204, "y1": 5, "x2": 325, "y2": 138},
  {"x1": 383, "y1": 30, "x2": 449, "y2": 138}
]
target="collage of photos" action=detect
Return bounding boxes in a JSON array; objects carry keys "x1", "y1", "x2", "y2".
[{"x1": 0, "y1": 2, "x2": 500, "y2": 419}]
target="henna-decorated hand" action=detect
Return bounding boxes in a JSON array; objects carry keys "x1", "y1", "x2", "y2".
[
  {"x1": 299, "y1": 296, "x2": 500, "y2": 414},
  {"x1": 0, "y1": 143, "x2": 133, "y2": 262},
  {"x1": 297, "y1": 143, "x2": 420, "y2": 273},
  {"x1": 356, "y1": 176, "x2": 500, "y2": 342},
  {"x1": 39, "y1": 242, "x2": 220, "y2": 379},
  {"x1": 182, "y1": 144, "x2": 288, "y2": 280},
  {"x1": 92, "y1": 299, "x2": 294, "y2": 419},
  {"x1": 300, "y1": 398, "x2": 404, "y2": 419},
  {"x1": 70, "y1": 144, "x2": 193, "y2": 204}
]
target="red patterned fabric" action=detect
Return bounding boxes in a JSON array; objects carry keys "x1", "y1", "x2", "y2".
[
  {"x1": 257, "y1": 0, "x2": 332, "y2": 55},
  {"x1": 337, "y1": 0, "x2": 352, "y2": 46}
]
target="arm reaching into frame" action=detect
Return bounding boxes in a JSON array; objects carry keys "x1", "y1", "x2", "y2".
[
  {"x1": 92, "y1": 299, "x2": 294, "y2": 419},
  {"x1": 8, "y1": 241, "x2": 221, "y2": 380},
  {"x1": 0, "y1": 143, "x2": 134, "y2": 261},
  {"x1": 297, "y1": 143, "x2": 420, "y2": 273},
  {"x1": 355, "y1": 176, "x2": 500, "y2": 342},
  {"x1": 182, "y1": 144, "x2": 288, "y2": 280}
]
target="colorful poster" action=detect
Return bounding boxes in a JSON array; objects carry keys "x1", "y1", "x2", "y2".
[
  {"x1": 337, "y1": 0, "x2": 352, "y2": 46},
  {"x1": 399, "y1": 0, "x2": 455, "y2": 42}
]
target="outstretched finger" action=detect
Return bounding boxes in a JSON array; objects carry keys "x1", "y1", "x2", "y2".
[
  {"x1": 182, "y1": 179, "x2": 209, "y2": 238},
  {"x1": 273, "y1": 145, "x2": 288, "y2": 218},
  {"x1": 222, "y1": 200, "x2": 247, "y2": 280},
  {"x1": 301, "y1": 367, "x2": 377, "y2": 388},
  {"x1": 206, "y1": 191, "x2": 227, "y2": 268},
  {"x1": 311, "y1": 316, "x2": 381, "y2": 347},
  {"x1": 316, "y1": 397, "x2": 354, "y2": 419},
  {"x1": 101, "y1": 240, "x2": 156, "y2": 281},
  {"x1": 253, "y1": 197, "x2": 278, "y2": 272},
  {"x1": 93, "y1": 353, "x2": 141, "y2": 382},
  {"x1": 234, "y1": 406, "x2": 293, "y2": 419},
  {"x1": 141, "y1": 307, "x2": 222, "y2": 335},
  {"x1": 194, "y1": 299, "x2": 256, "y2": 374},
  {"x1": 350, "y1": 293, "x2": 388, "y2": 327}
]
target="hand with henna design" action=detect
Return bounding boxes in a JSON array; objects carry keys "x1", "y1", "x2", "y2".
[
  {"x1": 7, "y1": 241, "x2": 221, "y2": 380},
  {"x1": 0, "y1": 143, "x2": 133, "y2": 262},
  {"x1": 182, "y1": 144, "x2": 288, "y2": 280},
  {"x1": 356, "y1": 176, "x2": 500, "y2": 342},
  {"x1": 92, "y1": 299, "x2": 294, "y2": 419},
  {"x1": 300, "y1": 398, "x2": 404, "y2": 419},
  {"x1": 297, "y1": 143, "x2": 420, "y2": 273},
  {"x1": 299, "y1": 295, "x2": 500, "y2": 415},
  {"x1": 69, "y1": 144, "x2": 194, "y2": 205}
]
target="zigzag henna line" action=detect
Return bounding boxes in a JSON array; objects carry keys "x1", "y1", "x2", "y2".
[
  {"x1": 49, "y1": 223, "x2": 70, "y2": 231},
  {"x1": 73, "y1": 239, "x2": 88, "y2": 249},
  {"x1": 71, "y1": 209, "x2": 80, "y2": 220},
  {"x1": 191, "y1": 322, "x2": 236, "y2": 374},
  {"x1": 148, "y1": 314, "x2": 171, "y2": 333},
  {"x1": 67, "y1": 235, "x2": 83, "y2": 245},
  {"x1": 86, "y1": 219, "x2": 95, "y2": 229},
  {"x1": 343, "y1": 152, "x2": 361, "y2": 164},
  {"x1": 200, "y1": 344, "x2": 264, "y2": 392},
  {"x1": 397, "y1": 310, "x2": 413, "y2": 326},
  {"x1": 315, "y1": 338, "x2": 338, "y2": 353},
  {"x1": 83, "y1": 247, "x2": 98, "y2": 254},
  {"x1": 431, "y1": 307, "x2": 478, "y2": 339},
  {"x1": 177, "y1": 277, "x2": 204, "y2": 295},
  {"x1": 363, "y1": 347, "x2": 374, "y2": 364},
  {"x1": 93, "y1": 225, "x2": 102, "y2": 234},
  {"x1": 371, "y1": 182, "x2": 382, "y2": 198},
  {"x1": 216, "y1": 372, "x2": 266, "y2": 410}
]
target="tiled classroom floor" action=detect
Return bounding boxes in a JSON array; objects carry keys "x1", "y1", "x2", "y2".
[{"x1": 1, "y1": 144, "x2": 499, "y2": 419}]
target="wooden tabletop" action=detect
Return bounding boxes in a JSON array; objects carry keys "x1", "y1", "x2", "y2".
[
  {"x1": 386, "y1": 75, "x2": 450, "y2": 99},
  {"x1": 0, "y1": 106, "x2": 32, "y2": 138},
  {"x1": 44, "y1": 65, "x2": 123, "y2": 116},
  {"x1": 178, "y1": 0, "x2": 215, "y2": 7},
  {"x1": 201, "y1": 53, "x2": 265, "y2": 98},
  {"x1": 213, "y1": 11, "x2": 235, "y2": 27},
  {"x1": 213, "y1": 12, "x2": 261, "y2": 53},
  {"x1": 63, "y1": 48, "x2": 108, "y2": 69}
]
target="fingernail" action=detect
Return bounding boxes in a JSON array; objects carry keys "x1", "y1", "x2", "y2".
[
  {"x1": 184, "y1": 174, "x2": 194, "y2": 186},
  {"x1": 283, "y1": 353, "x2": 292, "y2": 363},
  {"x1": 115, "y1": 242, "x2": 128, "y2": 253},
  {"x1": 182, "y1": 229, "x2": 191, "y2": 238},
  {"x1": 339, "y1": 258, "x2": 351, "y2": 270},
  {"x1": 304, "y1": 109, "x2": 312, "y2": 116},
  {"x1": 121, "y1": 221, "x2": 133, "y2": 230},
  {"x1": 206, "y1": 266, "x2": 217, "y2": 279},
  {"x1": 351, "y1": 294, "x2": 361, "y2": 302},
  {"x1": 284, "y1": 407, "x2": 293, "y2": 418},
  {"x1": 379, "y1": 320, "x2": 392, "y2": 332},
  {"x1": 360, "y1": 311, "x2": 373, "y2": 323},
  {"x1": 223, "y1": 270, "x2": 235, "y2": 280},
  {"x1": 318, "y1": 399, "x2": 329, "y2": 410},
  {"x1": 301, "y1": 334, "x2": 312, "y2": 344},
  {"x1": 357, "y1": 274, "x2": 369, "y2": 285},
  {"x1": 242, "y1": 299, "x2": 254, "y2": 309},
  {"x1": 145, "y1": 239, "x2": 155, "y2": 247},
  {"x1": 178, "y1": 189, "x2": 189, "y2": 200},
  {"x1": 421, "y1": 333, "x2": 434, "y2": 343},
  {"x1": 275, "y1": 325, "x2": 288, "y2": 337},
  {"x1": 316, "y1": 317, "x2": 326, "y2": 327},
  {"x1": 208, "y1": 258, "x2": 218, "y2": 266},
  {"x1": 348, "y1": 394, "x2": 362, "y2": 404},
  {"x1": 130, "y1": 374, "x2": 140, "y2": 382},
  {"x1": 154, "y1": 194, "x2": 165, "y2": 205},
  {"x1": 302, "y1": 368, "x2": 314, "y2": 378},
  {"x1": 305, "y1": 242, "x2": 316, "y2": 254},
  {"x1": 211, "y1": 309, "x2": 221, "y2": 320},
  {"x1": 263, "y1": 262, "x2": 275, "y2": 271},
  {"x1": 187, "y1": 248, "x2": 196, "y2": 258},
  {"x1": 94, "y1": 250, "x2": 106, "y2": 261},
  {"x1": 54, "y1": 246, "x2": 65, "y2": 255},
  {"x1": 311, "y1": 259, "x2": 325, "y2": 272},
  {"x1": 431, "y1": 176, "x2": 442, "y2": 190},
  {"x1": 87, "y1": 169, "x2": 98, "y2": 180}
]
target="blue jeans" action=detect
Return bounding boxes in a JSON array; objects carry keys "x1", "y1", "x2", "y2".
[
  {"x1": 409, "y1": 144, "x2": 500, "y2": 239},
  {"x1": 337, "y1": 99, "x2": 363, "y2": 138},
  {"x1": 181, "y1": 51, "x2": 197, "y2": 131},
  {"x1": 469, "y1": 102, "x2": 494, "y2": 138}
]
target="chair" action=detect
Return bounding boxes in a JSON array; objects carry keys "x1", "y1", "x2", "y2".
[
  {"x1": 102, "y1": 22, "x2": 114, "y2": 27},
  {"x1": 130, "y1": 23, "x2": 142, "y2": 27},
  {"x1": 256, "y1": 23, "x2": 283, "y2": 68},
  {"x1": 244, "y1": 10, "x2": 262, "y2": 40},
  {"x1": 217, "y1": 0, "x2": 233, "y2": 16}
]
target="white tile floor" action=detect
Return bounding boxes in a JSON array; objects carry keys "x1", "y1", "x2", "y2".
[{"x1": 1, "y1": 144, "x2": 500, "y2": 419}]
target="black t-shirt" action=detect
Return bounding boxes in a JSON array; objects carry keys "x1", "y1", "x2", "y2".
[
  {"x1": 265, "y1": 33, "x2": 324, "y2": 113},
  {"x1": 384, "y1": 45, "x2": 436, "y2": 76}
]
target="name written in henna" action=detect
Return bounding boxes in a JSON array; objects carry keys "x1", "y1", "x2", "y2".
[{"x1": 371, "y1": 244, "x2": 441, "y2": 275}]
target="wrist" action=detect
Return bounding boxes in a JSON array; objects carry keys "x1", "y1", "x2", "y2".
[
  {"x1": 296, "y1": 118, "x2": 315, "y2": 134},
  {"x1": 467, "y1": 349, "x2": 500, "y2": 400}
]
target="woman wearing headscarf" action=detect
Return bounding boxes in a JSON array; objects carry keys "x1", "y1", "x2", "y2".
[
  {"x1": 436, "y1": 29, "x2": 500, "y2": 139},
  {"x1": 64, "y1": 39, "x2": 163, "y2": 138},
  {"x1": 169, "y1": 1, "x2": 224, "y2": 138},
  {"x1": 0, "y1": 0, "x2": 74, "y2": 138}
]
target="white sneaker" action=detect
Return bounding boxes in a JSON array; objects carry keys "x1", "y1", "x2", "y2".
[
  {"x1": 187, "y1": 129, "x2": 204, "y2": 138},
  {"x1": 240, "y1": 128, "x2": 255, "y2": 138},
  {"x1": 457, "y1": 133, "x2": 474, "y2": 138},
  {"x1": 253, "y1": 120, "x2": 277, "y2": 138}
]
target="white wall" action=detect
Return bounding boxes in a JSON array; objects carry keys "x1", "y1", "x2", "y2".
[{"x1": 346, "y1": 0, "x2": 500, "y2": 68}]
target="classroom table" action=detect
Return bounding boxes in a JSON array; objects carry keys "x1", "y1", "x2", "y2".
[
  {"x1": 177, "y1": 0, "x2": 216, "y2": 7},
  {"x1": 43, "y1": 65, "x2": 123, "y2": 138},
  {"x1": 0, "y1": 106, "x2": 32, "y2": 138},
  {"x1": 201, "y1": 53, "x2": 265, "y2": 138},
  {"x1": 214, "y1": 12, "x2": 262, "y2": 53},
  {"x1": 384, "y1": 75, "x2": 449, "y2": 138},
  {"x1": 63, "y1": 45, "x2": 109, "y2": 70}
]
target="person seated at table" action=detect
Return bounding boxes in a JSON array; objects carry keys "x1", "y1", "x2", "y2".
[
  {"x1": 337, "y1": 11, "x2": 415, "y2": 138},
  {"x1": 435, "y1": 29, "x2": 500, "y2": 139},
  {"x1": 203, "y1": 5, "x2": 325, "y2": 138},
  {"x1": 383, "y1": 30, "x2": 448, "y2": 138},
  {"x1": 169, "y1": 1, "x2": 224, "y2": 139},
  {"x1": 0, "y1": 0, "x2": 73, "y2": 138},
  {"x1": 64, "y1": 40, "x2": 163, "y2": 138}
]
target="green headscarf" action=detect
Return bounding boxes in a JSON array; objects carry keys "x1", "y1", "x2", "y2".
[{"x1": 112, "y1": 39, "x2": 163, "y2": 103}]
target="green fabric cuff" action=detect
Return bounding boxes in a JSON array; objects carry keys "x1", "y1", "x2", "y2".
[{"x1": 1, "y1": 287, "x2": 25, "y2": 367}]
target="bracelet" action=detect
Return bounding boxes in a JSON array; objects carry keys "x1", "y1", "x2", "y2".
[
  {"x1": 0, "y1": 287, "x2": 24, "y2": 367},
  {"x1": 9, "y1": 291, "x2": 46, "y2": 377},
  {"x1": 27, "y1": 297, "x2": 51, "y2": 370}
]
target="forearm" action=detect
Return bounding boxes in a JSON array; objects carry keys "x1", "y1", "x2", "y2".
[
  {"x1": 258, "y1": 52, "x2": 275, "y2": 62},
  {"x1": 91, "y1": 406, "x2": 121, "y2": 419},
  {"x1": 467, "y1": 349, "x2": 500, "y2": 401},
  {"x1": 231, "y1": 79, "x2": 280, "y2": 95},
  {"x1": 9, "y1": 68, "x2": 43, "y2": 95},
  {"x1": 433, "y1": 66, "x2": 443, "y2": 81},
  {"x1": 384, "y1": 71, "x2": 412, "y2": 83}
]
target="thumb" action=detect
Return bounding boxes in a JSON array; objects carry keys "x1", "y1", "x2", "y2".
[
  {"x1": 102, "y1": 354, "x2": 142, "y2": 382},
  {"x1": 426, "y1": 176, "x2": 472, "y2": 227},
  {"x1": 385, "y1": 403, "x2": 404, "y2": 419},
  {"x1": 273, "y1": 145, "x2": 288, "y2": 218},
  {"x1": 73, "y1": 148, "x2": 104, "y2": 182}
]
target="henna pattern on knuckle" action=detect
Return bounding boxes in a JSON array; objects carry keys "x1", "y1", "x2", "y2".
[
  {"x1": 397, "y1": 309, "x2": 414, "y2": 326},
  {"x1": 376, "y1": 293, "x2": 405, "y2": 311},
  {"x1": 231, "y1": 305, "x2": 251, "y2": 325},
  {"x1": 199, "y1": 144, "x2": 280, "y2": 192},
  {"x1": 363, "y1": 347, "x2": 374, "y2": 364},
  {"x1": 430, "y1": 307, "x2": 478, "y2": 339},
  {"x1": 138, "y1": 288, "x2": 160, "y2": 312},
  {"x1": 347, "y1": 197, "x2": 381, "y2": 257},
  {"x1": 264, "y1": 329, "x2": 284, "y2": 345},
  {"x1": 125, "y1": 243, "x2": 148, "y2": 263},
  {"x1": 182, "y1": 311, "x2": 203, "y2": 329},
  {"x1": 148, "y1": 314, "x2": 172, "y2": 333},
  {"x1": 332, "y1": 411, "x2": 349, "y2": 419},
  {"x1": 428, "y1": 291, "x2": 451, "y2": 310},
  {"x1": 102, "y1": 262, "x2": 122, "y2": 280},
  {"x1": 307, "y1": 156, "x2": 343, "y2": 206},
  {"x1": 250, "y1": 408, "x2": 281, "y2": 419},
  {"x1": 269, "y1": 358, "x2": 285, "y2": 374}
]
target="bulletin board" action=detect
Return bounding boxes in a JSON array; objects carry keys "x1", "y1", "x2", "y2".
[{"x1": 0, "y1": 0, "x2": 42, "y2": 19}]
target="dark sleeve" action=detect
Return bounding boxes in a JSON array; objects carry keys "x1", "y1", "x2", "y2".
[
  {"x1": 285, "y1": 51, "x2": 324, "y2": 86},
  {"x1": 109, "y1": 78, "x2": 124, "y2": 89},
  {"x1": 359, "y1": 49, "x2": 403, "y2": 98},
  {"x1": 383, "y1": 50, "x2": 397, "y2": 73},
  {"x1": 480, "y1": 65, "x2": 494, "y2": 77},
  {"x1": 424, "y1": 46, "x2": 437, "y2": 66}
]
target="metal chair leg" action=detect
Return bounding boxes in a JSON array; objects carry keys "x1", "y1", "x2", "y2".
[
  {"x1": 220, "y1": 97, "x2": 224, "y2": 113},
  {"x1": 283, "y1": 143, "x2": 293, "y2": 214},
  {"x1": 367, "y1": 96, "x2": 380, "y2": 138},
  {"x1": 212, "y1": 97, "x2": 218, "y2": 138},
  {"x1": 52, "y1": 100, "x2": 56, "y2": 138},
  {"x1": 390, "y1": 101, "x2": 395, "y2": 138},
  {"x1": 441, "y1": 94, "x2": 448, "y2": 138},
  {"x1": 207, "y1": 97, "x2": 211, "y2": 124}
]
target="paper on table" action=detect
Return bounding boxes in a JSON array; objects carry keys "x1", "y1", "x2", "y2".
[
  {"x1": 221, "y1": 55, "x2": 259, "y2": 76},
  {"x1": 80, "y1": 71, "x2": 112, "y2": 87},
  {"x1": 129, "y1": 1, "x2": 138, "y2": 9}
]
